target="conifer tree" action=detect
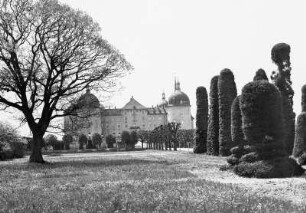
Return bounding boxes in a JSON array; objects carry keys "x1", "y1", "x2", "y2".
[
  {"x1": 218, "y1": 69, "x2": 237, "y2": 156},
  {"x1": 207, "y1": 76, "x2": 219, "y2": 155},
  {"x1": 194, "y1": 86, "x2": 208, "y2": 153}
]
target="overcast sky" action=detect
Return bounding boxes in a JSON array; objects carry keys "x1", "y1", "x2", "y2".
[{"x1": 2, "y1": 0, "x2": 306, "y2": 136}]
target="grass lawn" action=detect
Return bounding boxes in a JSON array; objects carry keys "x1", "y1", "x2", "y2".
[{"x1": 1, "y1": 150, "x2": 306, "y2": 212}]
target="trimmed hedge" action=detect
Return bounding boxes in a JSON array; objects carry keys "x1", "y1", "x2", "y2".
[
  {"x1": 194, "y1": 86, "x2": 208, "y2": 153},
  {"x1": 207, "y1": 76, "x2": 219, "y2": 155},
  {"x1": 302, "y1": 85, "x2": 306, "y2": 112},
  {"x1": 218, "y1": 69, "x2": 237, "y2": 156},
  {"x1": 233, "y1": 80, "x2": 304, "y2": 178},
  {"x1": 292, "y1": 112, "x2": 306, "y2": 157},
  {"x1": 253, "y1": 68, "x2": 268, "y2": 81},
  {"x1": 271, "y1": 43, "x2": 295, "y2": 155},
  {"x1": 231, "y1": 95, "x2": 244, "y2": 148}
]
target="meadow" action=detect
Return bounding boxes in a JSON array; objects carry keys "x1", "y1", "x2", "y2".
[{"x1": 1, "y1": 150, "x2": 306, "y2": 213}]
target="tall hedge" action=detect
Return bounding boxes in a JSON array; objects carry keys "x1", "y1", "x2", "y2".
[
  {"x1": 253, "y1": 68, "x2": 268, "y2": 81},
  {"x1": 78, "y1": 134, "x2": 87, "y2": 150},
  {"x1": 293, "y1": 85, "x2": 306, "y2": 157},
  {"x1": 231, "y1": 95, "x2": 244, "y2": 148},
  {"x1": 218, "y1": 69, "x2": 237, "y2": 156},
  {"x1": 271, "y1": 43, "x2": 295, "y2": 155},
  {"x1": 193, "y1": 86, "x2": 208, "y2": 153},
  {"x1": 240, "y1": 81, "x2": 284, "y2": 153},
  {"x1": 207, "y1": 76, "x2": 219, "y2": 155},
  {"x1": 234, "y1": 81, "x2": 304, "y2": 178}
]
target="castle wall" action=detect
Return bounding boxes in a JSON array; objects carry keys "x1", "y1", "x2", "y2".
[{"x1": 166, "y1": 106, "x2": 193, "y2": 129}]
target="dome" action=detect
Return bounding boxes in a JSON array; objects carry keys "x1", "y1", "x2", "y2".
[
  {"x1": 168, "y1": 90, "x2": 190, "y2": 106},
  {"x1": 168, "y1": 81, "x2": 190, "y2": 106},
  {"x1": 76, "y1": 89, "x2": 101, "y2": 109}
]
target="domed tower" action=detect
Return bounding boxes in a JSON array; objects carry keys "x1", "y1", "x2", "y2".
[
  {"x1": 64, "y1": 88, "x2": 103, "y2": 139},
  {"x1": 166, "y1": 79, "x2": 193, "y2": 129},
  {"x1": 158, "y1": 91, "x2": 168, "y2": 108}
]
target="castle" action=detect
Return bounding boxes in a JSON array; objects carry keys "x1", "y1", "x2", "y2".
[{"x1": 64, "y1": 80, "x2": 193, "y2": 142}]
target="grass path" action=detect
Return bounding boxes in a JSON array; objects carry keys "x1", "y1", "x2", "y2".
[{"x1": 0, "y1": 150, "x2": 305, "y2": 212}]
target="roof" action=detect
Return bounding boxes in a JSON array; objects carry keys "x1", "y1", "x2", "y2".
[{"x1": 122, "y1": 96, "x2": 146, "y2": 109}]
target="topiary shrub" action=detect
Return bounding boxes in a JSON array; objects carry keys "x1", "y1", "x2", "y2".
[
  {"x1": 231, "y1": 95, "x2": 244, "y2": 149},
  {"x1": 293, "y1": 85, "x2": 306, "y2": 158},
  {"x1": 207, "y1": 76, "x2": 220, "y2": 155},
  {"x1": 79, "y1": 134, "x2": 87, "y2": 150},
  {"x1": 234, "y1": 158, "x2": 304, "y2": 178},
  {"x1": 271, "y1": 43, "x2": 295, "y2": 155},
  {"x1": 232, "y1": 80, "x2": 304, "y2": 178},
  {"x1": 129, "y1": 131, "x2": 138, "y2": 150},
  {"x1": 253, "y1": 68, "x2": 268, "y2": 81},
  {"x1": 193, "y1": 86, "x2": 208, "y2": 153},
  {"x1": 292, "y1": 112, "x2": 306, "y2": 157},
  {"x1": 218, "y1": 69, "x2": 237, "y2": 156},
  {"x1": 298, "y1": 153, "x2": 306, "y2": 165}
]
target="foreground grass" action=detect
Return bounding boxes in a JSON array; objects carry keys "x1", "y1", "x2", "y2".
[{"x1": 0, "y1": 151, "x2": 305, "y2": 212}]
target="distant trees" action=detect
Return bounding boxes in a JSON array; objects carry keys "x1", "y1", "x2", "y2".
[
  {"x1": 207, "y1": 76, "x2": 220, "y2": 155},
  {"x1": 78, "y1": 134, "x2": 87, "y2": 150},
  {"x1": 62, "y1": 134, "x2": 73, "y2": 150},
  {"x1": 45, "y1": 134, "x2": 63, "y2": 150},
  {"x1": 92, "y1": 133, "x2": 103, "y2": 148},
  {"x1": 218, "y1": 69, "x2": 237, "y2": 156},
  {"x1": 106, "y1": 134, "x2": 116, "y2": 148},
  {"x1": 121, "y1": 131, "x2": 131, "y2": 149},
  {"x1": 194, "y1": 87, "x2": 208, "y2": 153}
]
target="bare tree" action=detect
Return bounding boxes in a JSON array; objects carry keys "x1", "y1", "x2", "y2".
[{"x1": 0, "y1": 0, "x2": 132, "y2": 162}]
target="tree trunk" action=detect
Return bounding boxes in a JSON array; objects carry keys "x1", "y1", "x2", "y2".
[{"x1": 29, "y1": 134, "x2": 45, "y2": 163}]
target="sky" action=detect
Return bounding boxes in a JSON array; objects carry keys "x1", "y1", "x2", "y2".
[{"x1": 2, "y1": 0, "x2": 306, "y2": 136}]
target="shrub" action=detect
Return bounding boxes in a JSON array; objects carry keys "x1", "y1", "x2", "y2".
[
  {"x1": 234, "y1": 158, "x2": 304, "y2": 178},
  {"x1": 227, "y1": 155, "x2": 239, "y2": 166},
  {"x1": 271, "y1": 43, "x2": 295, "y2": 155},
  {"x1": 207, "y1": 75, "x2": 220, "y2": 155},
  {"x1": 240, "y1": 81, "x2": 284, "y2": 149},
  {"x1": 193, "y1": 86, "x2": 208, "y2": 153},
  {"x1": 0, "y1": 150, "x2": 14, "y2": 161},
  {"x1": 92, "y1": 133, "x2": 102, "y2": 148},
  {"x1": 240, "y1": 152, "x2": 259, "y2": 163},
  {"x1": 298, "y1": 153, "x2": 306, "y2": 165},
  {"x1": 253, "y1": 68, "x2": 268, "y2": 81},
  {"x1": 106, "y1": 134, "x2": 116, "y2": 148},
  {"x1": 45, "y1": 134, "x2": 63, "y2": 150},
  {"x1": 62, "y1": 134, "x2": 73, "y2": 150},
  {"x1": 218, "y1": 69, "x2": 237, "y2": 156},
  {"x1": 302, "y1": 84, "x2": 306, "y2": 112},
  {"x1": 10, "y1": 141, "x2": 25, "y2": 158},
  {"x1": 233, "y1": 80, "x2": 304, "y2": 178},
  {"x1": 79, "y1": 134, "x2": 87, "y2": 149},
  {"x1": 231, "y1": 95, "x2": 244, "y2": 148},
  {"x1": 292, "y1": 112, "x2": 306, "y2": 157}
]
